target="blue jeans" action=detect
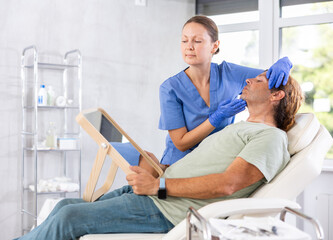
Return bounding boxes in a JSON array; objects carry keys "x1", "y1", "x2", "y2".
[{"x1": 16, "y1": 185, "x2": 174, "y2": 240}]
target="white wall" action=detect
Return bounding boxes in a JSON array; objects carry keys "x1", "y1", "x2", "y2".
[{"x1": 0, "y1": 0, "x2": 195, "y2": 239}]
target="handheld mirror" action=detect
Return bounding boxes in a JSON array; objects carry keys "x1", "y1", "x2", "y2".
[{"x1": 76, "y1": 108, "x2": 163, "y2": 202}]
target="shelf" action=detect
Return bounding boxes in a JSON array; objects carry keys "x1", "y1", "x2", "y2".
[
  {"x1": 24, "y1": 188, "x2": 79, "y2": 195},
  {"x1": 23, "y1": 147, "x2": 80, "y2": 152},
  {"x1": 21, "y1": 46, "x2": 82, "y2": 234},
  {"x1": 21, "y1": 131, "x2": 80, "y2": 136},
  {"x1": 21, "y1": 131, "x2": 35, "y2": 136},
  {"x1": 21, "y1": 209, "x2": 37, "y2": 218},
  {"x1": 24, "y1": 62, "x2": 79, "y2": 70},
  {"x1": 23, "y1": 106, "x2": 80, "y2": 110}
]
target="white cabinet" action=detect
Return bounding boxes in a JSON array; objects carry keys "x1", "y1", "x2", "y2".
[
  {"x1": 297, "y1": 163, "x2": 333, "y2": 239},
  {"x1": 20, "y1": 46, "x2": 82, "y2": 233}
]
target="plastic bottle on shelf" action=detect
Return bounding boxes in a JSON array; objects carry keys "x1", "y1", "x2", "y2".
[
  {"x1": 45, "y1": 122, "x2": 57, "y2": 148},
  {"x1": 38, "y1": 84, "x2": 47, "y2": 106},
  {"x1": 47, "y1": 86, "x2": 56, "y2": 106}
]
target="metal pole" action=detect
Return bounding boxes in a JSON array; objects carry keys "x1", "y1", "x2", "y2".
[
  {"x1": 64, "y1": 49, "x2": 82, "y2": 197},
  {"x1": 186, "y1": 207, "x2": 212, "y2": 240},
  {"x1": 280, "y1": 207, "x2": 324, "y2": 240}
]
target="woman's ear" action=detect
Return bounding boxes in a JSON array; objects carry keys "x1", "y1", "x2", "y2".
[
  {"x1": 212, "y1": 40, "x2": 220, "y2": 54},
  {"x1": 271, "y1": 90, "x2": 285, "y2": 102}
]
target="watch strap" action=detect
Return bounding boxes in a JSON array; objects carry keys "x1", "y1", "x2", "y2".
[
  {"x1": 159, "y1": 177, "x2": 165, "y2": 189},
  {"x1": 158, "y1": 178, "x2": 167, "y2": 199}
]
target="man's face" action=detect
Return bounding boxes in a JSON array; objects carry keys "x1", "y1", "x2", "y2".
[{"x1": 240, "y1": 72, "x2": 272, "y2": 104}]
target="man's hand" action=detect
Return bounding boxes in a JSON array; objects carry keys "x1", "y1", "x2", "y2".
[
  {"x1": 126, "y1": 166, "x2": 160, "y2": 195},
  {"x1": 145, "y1": 151, "x2": 169, "y2": 172},
  {"x1": 138, "y1": 151, "x2": 168, "y2": 178}
]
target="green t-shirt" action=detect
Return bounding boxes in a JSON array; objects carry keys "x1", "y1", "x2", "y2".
[{"x1": 149, "y1": 121, "x2": 290, "y2": 226}]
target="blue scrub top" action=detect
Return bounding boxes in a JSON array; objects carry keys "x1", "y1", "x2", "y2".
[{"x1": 159, "y1": 61, "x2": 263, "y2": 165}]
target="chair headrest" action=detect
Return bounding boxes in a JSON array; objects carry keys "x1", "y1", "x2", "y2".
[{"x1": 287, "y1": 113, "x2": 320, "y2": 155}]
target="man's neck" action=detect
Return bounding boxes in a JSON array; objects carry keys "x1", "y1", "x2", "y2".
[{"x1": 246, "y1": 104, "x2": 277, "y2": 128}]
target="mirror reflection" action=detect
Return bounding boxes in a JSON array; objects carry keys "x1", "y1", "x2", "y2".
[
  {"x1": 84, "y1": 111, "x2": 123, "y2": 142},
  {"x1": 83, "y1": 110, "x2": 140, "y2": 166}
]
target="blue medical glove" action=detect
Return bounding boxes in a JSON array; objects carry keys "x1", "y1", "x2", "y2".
[
  {"x1": 209, "y1": 99, "x2": 247, "y2": 128},
  {"x1": 267, "y1": 56, "x2": 293, "y2": 89}
]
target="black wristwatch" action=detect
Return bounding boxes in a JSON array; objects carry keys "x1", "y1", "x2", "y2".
[{"x1": 158, "y1": 178, "x2": 167, "y2": 199}]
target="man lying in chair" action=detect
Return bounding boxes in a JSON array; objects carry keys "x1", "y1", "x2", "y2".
[{"x1": 15, "y1": 70, "x2": 303, "y2": 240}]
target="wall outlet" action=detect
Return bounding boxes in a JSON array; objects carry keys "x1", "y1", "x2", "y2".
[{"x1": 135, "y1": 0, "x2": 147, "y2": 7}]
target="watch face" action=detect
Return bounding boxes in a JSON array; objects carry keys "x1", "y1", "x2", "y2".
[{"x1": 158, "y1": 189, "x2": 167, "y2": 199}]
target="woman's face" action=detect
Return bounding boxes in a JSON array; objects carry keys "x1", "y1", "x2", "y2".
[{"x1": 181, "y1": 22, "x2": 219, "y2": 66}]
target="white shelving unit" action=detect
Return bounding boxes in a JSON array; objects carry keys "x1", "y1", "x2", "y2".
[{"x1": 20, "y1": 45, "x2": 82, "y2": 234}]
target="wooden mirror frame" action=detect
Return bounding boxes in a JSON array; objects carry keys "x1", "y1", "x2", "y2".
[{"x1": 76, "y1": 108, "x2": 163, "y2": 202}]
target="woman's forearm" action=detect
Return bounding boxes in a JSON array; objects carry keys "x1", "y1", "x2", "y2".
[{"x1": 169, "y1": 119, "x2": 215, "y2": 152}]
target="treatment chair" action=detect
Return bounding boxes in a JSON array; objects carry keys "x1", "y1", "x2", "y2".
[{"x1": 80, "y1": 113, "x2": 333, "y2": 240}]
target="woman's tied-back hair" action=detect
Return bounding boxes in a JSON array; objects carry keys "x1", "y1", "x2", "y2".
[
  {"x1": 271, "y1": 75, "x2": 304, "y2": 131},
  {"x1": 184, "y1": 15, "x2": 220, "y2": 55}
]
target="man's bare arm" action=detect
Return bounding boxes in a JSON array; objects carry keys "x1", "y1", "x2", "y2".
[{"x1": 127, "y1": 157, "x2": 264, "y2": 199}]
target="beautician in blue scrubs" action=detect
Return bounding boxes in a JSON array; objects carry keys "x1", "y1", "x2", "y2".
[{"x1": 159, "y1": 15, "x2": 293, "y2": 166}]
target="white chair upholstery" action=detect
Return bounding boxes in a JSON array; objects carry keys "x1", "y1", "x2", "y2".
[
  {"x1": 250, "y1": 113, "x2": 325, "y2": 199},
  {"x1": 80, "y1": 113, "x2": 333, "y2": 240}
]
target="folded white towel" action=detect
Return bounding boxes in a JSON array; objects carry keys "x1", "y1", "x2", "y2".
[{"x1": 28, "y1": 177, "x2": 79, "y2": 193}]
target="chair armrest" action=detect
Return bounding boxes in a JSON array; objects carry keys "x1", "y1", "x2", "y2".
[
  {"x1": 280, "y1": 207, "x2": 324, "y2": 240},
  {"x1": 163, "y1": 198, "x2": 300, "y2": 240},
  {"x1": 198, "y1": 198, "x2": 300, "y2": 219}
]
